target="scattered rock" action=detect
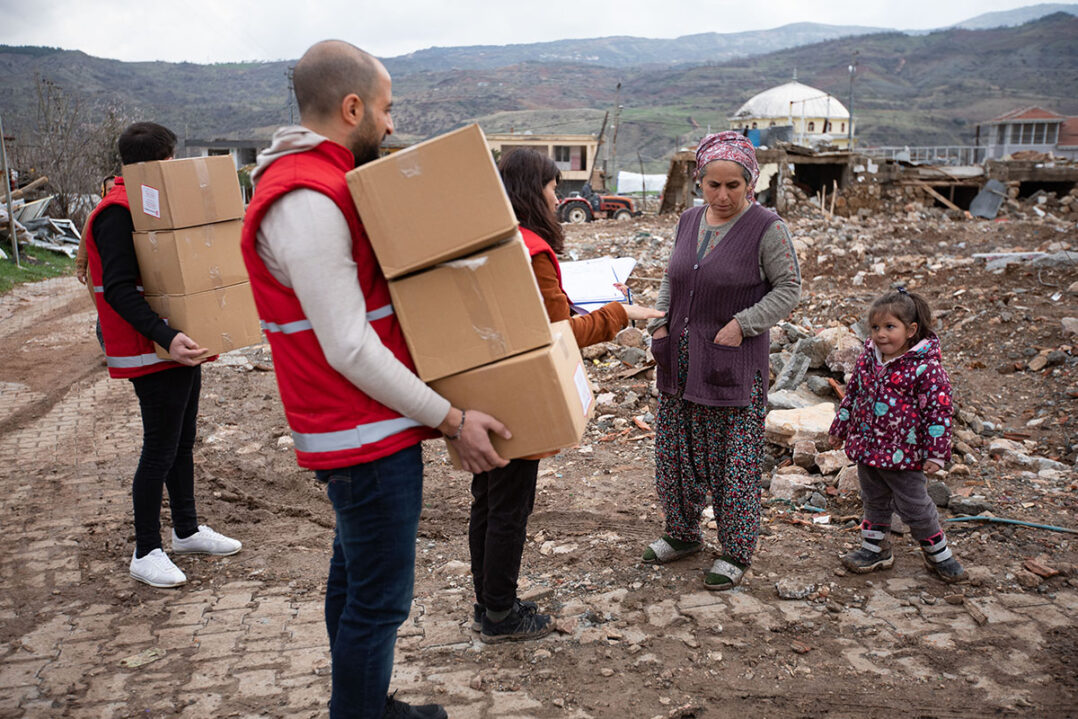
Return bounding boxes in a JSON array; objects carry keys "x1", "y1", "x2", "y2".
[
  {"x1": 927, "y1": 480, "x2": 951, "y2": 507},
  {"x1": 765, "y1": 403, "x2": 837, "y2": 449},
  {"x1": 814, "y1": 449, "x2": 850, "y2": 475},
  {"x1": 949, "y1": 496, "x2": 993, "y2": 515},
  {"x1": 775, "y1": 578, "x2": 815, "y2": 600},
  {"x1": 769, "y1": 470, "x2": 816, "y2": 500},
  {"x1": 836, "y1": 465, "x2": 860, "y2": 494},
  {"x1": 792, "y1": 440, "x2": 817, "y2": 468},
  {"x1": 615, "y1": 326, "x2": 647, "y2": 348}
]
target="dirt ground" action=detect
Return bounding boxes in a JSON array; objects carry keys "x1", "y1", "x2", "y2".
[{"x1": 0, "y1": 207, "x2": 1076, "y2": 718}]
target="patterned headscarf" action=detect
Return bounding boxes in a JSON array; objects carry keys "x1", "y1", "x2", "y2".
[{"x1": 695, "y1": 131, "x2": 759, "y2": 199}]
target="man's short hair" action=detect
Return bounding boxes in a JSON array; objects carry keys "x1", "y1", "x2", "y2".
[
  {"x1": 293, "y1": 40, "x2": 379, "y2": 120},
  {"x1": 118, "y1": 123, "x2": 177, "y2": 165}
]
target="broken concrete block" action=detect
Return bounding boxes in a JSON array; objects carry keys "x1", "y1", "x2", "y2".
[
  {"x1": 769, "y1": 470, "x2": 816, "y2": 500},
  {"x1": 836, "y1": 465, "x2": 860, "y2": 494},
  {"x1": 771, "y1": 352, "x2": 810, "y2": 392},
  {"x1": 767, "y1": 388, "x2": 820, "y2": 410},
  {"x1": 793, "y1": 440, "x2": 817, "y2": 468},
  {"x1": 765, "y1": 402, "x2": 836, "y2": 449},
  {"x1": 825, "y1": 331, "x2": 865, "y2": 378},
  {"x1": 815, "y1": 449, "x2": 851, "y2": 475}
]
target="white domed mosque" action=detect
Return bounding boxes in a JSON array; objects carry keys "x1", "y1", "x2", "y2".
[{"x1": 729, "y1": 78, "x2": 852, "y2": 149}]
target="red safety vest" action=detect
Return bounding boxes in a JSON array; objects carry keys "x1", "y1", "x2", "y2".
[
  {"x1": 84, "y1": 179, "x2": 180, "y2": 379},
  {"x1": 241, "y1": 139, "x2": 437, "y2": 470}
]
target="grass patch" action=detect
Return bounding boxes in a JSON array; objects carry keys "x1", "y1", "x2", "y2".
[{"x1": 0, "y1": 244, "x2": 76, "y2": 294}]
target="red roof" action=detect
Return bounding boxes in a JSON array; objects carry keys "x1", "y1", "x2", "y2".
[
  {"x1": 1058, "y1": 117, "x2": 1078, "y2": 148},
  {"x1": 989, "y1": 106, "x2": 1065, "y2": 122}
]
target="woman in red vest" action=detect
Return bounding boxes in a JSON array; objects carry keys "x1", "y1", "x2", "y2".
[
  {"x1": 468, "y1": 149, "x2": 663, "y2": 642},
  {"x1": 85, "y1": 122, "x2": 240, "y2": 589},
  {"x1": 644, "y1": 132, "x2": 801, "y2": 589}
]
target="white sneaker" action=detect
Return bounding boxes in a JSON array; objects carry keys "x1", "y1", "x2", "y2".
[
  {"x1": 172, "y1": 525, "x2": 242, "y2": 556},
  {"x1": 130, "y1": 548, "x2": 187, "y2": 588}
]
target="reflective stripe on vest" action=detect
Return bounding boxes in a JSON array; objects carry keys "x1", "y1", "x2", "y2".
[
  {"x1": 106, "y1": 352, "x2": 171, "y2": 369},
  {"x1": 93, "y1": 285, "x2": 146, "y2": 293},
  {"x1": 92, "y1": 286, "x2": 171, "y2": 369},
  {"x1": 292, "y1": 416, "x2": 423, "y2": 454},
  {"x1": 261, "y1": 319, "x2": 313, "y2": 335},
  {"x1": 260, "y1": 304, "x2": 395, "y2": 335}
]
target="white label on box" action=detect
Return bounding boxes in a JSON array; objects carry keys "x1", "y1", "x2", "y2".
[
  {"x1": 141, "y1": 185, "x2": 161, "y2": 218},
  {"x1": 573, "y1": 363, "x2": 592, "y2": 416}
]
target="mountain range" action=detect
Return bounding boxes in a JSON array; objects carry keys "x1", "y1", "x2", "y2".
[{"x1": 1, "y1": 4, "x2": 1076, "y2": 173}]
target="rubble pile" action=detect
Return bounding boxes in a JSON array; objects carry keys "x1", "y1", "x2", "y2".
[{"x1": 557, "y1": 206, "x2": 1076, "y2": 537}]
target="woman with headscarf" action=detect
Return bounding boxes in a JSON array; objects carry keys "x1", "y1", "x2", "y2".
[{"x1": 643, "y1": 131, "x2": 802, "y2": 589}]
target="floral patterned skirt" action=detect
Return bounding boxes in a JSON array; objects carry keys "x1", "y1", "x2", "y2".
[{"x1": 653, "y1": 331, "x2": 766, "y2": 566}]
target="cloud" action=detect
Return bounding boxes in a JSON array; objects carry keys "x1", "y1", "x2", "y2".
[{"x1": 0, "y1": 0, "x2": 1048, "y2": 63}]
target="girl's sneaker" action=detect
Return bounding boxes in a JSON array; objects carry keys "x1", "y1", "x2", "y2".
[
  {"x1": 842, "y1": 521, "x2": 894, "y2": 574},
  {"x1": 920, "y1": 533, "x2": 968, "y2": 584}
]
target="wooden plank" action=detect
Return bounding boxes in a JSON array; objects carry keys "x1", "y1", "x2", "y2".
[{"x1": 913, "y1": 181, "x2": 962, "y2": 212}]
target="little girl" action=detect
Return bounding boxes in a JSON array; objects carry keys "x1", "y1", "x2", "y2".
[{"x1": 828, "y1": 288, "x2": 967, "y2": 583}]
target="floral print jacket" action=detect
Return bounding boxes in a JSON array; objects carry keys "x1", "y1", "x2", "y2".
[{"x1": 829, "y1": 333, "x2": 953, "y2": 471}]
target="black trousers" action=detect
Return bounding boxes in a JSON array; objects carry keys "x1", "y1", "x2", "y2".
[
  {"x1": 129, "y1": 365, "x2": 201, "y2": 556},
  {"x1": 469, "y1": 458, "x2": 540, "y2": 612}
]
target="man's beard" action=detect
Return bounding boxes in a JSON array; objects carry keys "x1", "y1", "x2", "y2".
[{"x1": 349, "y1": 118, "x2": 383, "y2": 167}]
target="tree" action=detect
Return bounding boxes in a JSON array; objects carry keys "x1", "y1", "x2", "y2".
[{"x1": 14, "y1": 76, "x2": 131, "y2": 227}]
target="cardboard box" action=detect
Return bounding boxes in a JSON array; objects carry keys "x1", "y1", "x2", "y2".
[
  {"x1": 389, "y1": 233, "x2": 552, "y2": 381},
  {"x1": 123, "y1": 155, "x2": 244, "y2": 232},
  {"x1": 146, "y1": 282, "x2": 262, "y2": 359},
  {"x1": 430, "y1": 321, "x2": 594, "y2": 465},
  {"x1": 346, "y1": 124, "x2": 518, "y2": 278},
  {"x1": 133, "y1": 220, "x2": 248, "y2": 296}
]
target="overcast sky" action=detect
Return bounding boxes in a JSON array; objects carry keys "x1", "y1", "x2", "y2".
[{"x1": 0, "y1": 0, "x2": 1062, "y2": 63}]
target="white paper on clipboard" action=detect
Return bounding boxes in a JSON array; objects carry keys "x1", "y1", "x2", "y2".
[{"x1": 559, "y1": 256, "x2": 637, "y2": 314}]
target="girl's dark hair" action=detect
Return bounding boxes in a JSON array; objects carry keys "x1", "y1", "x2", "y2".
[
  {"x1": 497, "y1": 148, "x2": 564, "y2": 253},
  {"x1": 869, "y1": 288, "x2": 933, "y2": 344}
]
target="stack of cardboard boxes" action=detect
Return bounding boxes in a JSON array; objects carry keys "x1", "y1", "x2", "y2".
[
  {"x1": 346, "y1": 124, "x2": 595, "y2": 466},
  {"x1": 122, "y1": 156, "x2": 262, "y2": 359}
]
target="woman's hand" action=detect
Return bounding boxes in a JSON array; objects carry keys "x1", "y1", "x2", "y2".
[
  {"x1": 713, "y1": 319, "x2": 743, "y2": 347},
  {"x1": 625, "y1": 305, "x2": 664, "y2": 322},
  {"x1": 923, "y1": 460, "x2": 942, "y2": 475},
  {"x1": 828, "y1": 435, "x2": 844, "y2": 450},
  {"x1": 652, "y1": 326, "x2": 669, "y2": 340}
]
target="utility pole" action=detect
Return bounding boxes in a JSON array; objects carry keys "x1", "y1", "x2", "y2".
[
  {"x1": 847, "y1": 51, "x2": 858, "y2": 150},
  {"x1": 610, "y1": 82, "x2": 622, "y2": 193},
  {"x1": 594, "y1": 111, "x2": 609, "y2": 189},
  {"x1": 286, "y1": 66, "x2": 296, "y2": 125},
  {"x1": 0, "y1": 112, "x2": 20, "y2": 268}
]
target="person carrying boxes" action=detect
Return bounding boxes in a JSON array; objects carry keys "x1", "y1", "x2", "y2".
[
  {"x1": 84, "y1": 122, "x2": 242, "y2": 589},
  {"x1": 466, "y1": 148, "x2": 665, "y2": 643},
  {"x1": 241, "y1": 40, "x2": 510, "y2": 719}
]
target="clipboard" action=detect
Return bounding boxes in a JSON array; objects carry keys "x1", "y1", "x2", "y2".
[{"x1": 559, "y1": 256, "x2": 637, "y2": 314}]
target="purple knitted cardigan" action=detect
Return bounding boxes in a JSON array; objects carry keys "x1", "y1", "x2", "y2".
[{"x1": 654, "y1": 203, "x2": 778, "y2": 406}]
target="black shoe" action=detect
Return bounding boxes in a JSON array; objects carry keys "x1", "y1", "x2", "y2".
[
  {"x1": 382, "y1": 692, "x2": 447, "y2": 719},
  {"x1": 472, "y1": 598, "x2": 538, "y2": 632},
  {"x1": 480, "y1": 603, "x2": 553, "y2": 644},
  {"x1": 841, "y1": 539, "x2": 894, "y2": 574}
]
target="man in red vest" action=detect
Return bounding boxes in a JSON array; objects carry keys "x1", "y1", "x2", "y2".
[
  {"x1": 241, "y1": 41, "x2": 510, "y2": 719},
  {"x1": 84, "y1": 122, "x2": 241, "y2": 589}
]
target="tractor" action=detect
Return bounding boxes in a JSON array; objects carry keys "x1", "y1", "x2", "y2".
[{"x1": 558, "y1": 184, "x2": 640, "y2": 223}]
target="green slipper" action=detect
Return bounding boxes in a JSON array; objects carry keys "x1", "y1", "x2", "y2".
[
  {"x1": 704, "y1": 556, "x2": 747, "y2": 591},
  {"x1": 643, "y1": 535, "x2": 703, "y2": 564}
]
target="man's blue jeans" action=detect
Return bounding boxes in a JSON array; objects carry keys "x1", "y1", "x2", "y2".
[{"x1": 316, "y1": 444, "x2": 424, "y2": 719}]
